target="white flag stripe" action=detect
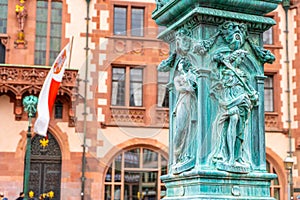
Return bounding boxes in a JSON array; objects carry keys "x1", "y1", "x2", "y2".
[{"x1": 34, "y1": 44, "x2": 70, "y2": 136}]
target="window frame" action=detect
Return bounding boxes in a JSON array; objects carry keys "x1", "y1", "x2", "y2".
[
  {"x1": 157, "y1": 71, "x2": 170, "y2": 108},
  {"x1": 54, "y1": 100, "x2": 63, "y2": 119},
  {"x1": 266, "y1": 160, "x2": 283, "y2": 200},
  {"x1": 0, "y1": 39, "x2": 5, "y2": 64},
  {"x1": 263, "y1": 27, "x2": 274, "y2": 45},
  {"x1": 112, "y1": 4, "x2": 145, "y2": 37},
  {"x1": 35, "y1": 0, "x2": 63, "y2": 66},
  {"x1": 129, "y1": 68, "x2": 143, "y2": 107},
  {"x1": 264, "y1": 74, "x2": 275, "y2": 112},
  {"x1": 0, "y1": 0, "x2": 8, "y2": 34},
  {"x1": 111, "y1": 65, "x2": 144, "y2": 107},
  {"x1": 103, "y1": 147, "x2": 168, "y2": 200},
  {"x1": 131, "y1": 7, "x2": 144, "y2": 37},
  {"x1": 113, "y1": 6, "x2": 127, "y2": 36}
]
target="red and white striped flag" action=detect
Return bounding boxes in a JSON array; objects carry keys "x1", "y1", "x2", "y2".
[{"x1": 34, "y1": 43, "x2": 70, "y2": 136}]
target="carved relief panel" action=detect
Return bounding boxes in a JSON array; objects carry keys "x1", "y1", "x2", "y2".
[{"x1": 158, "y1": 20, "x2": 275, "y2": 174}]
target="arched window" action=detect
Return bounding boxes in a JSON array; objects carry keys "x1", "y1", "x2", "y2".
[
  {"x1": 104, "y1": 147, "x2": 167, "y2": 200},
  {"x1": 267, "y1": 160, "x2": 282, "y2": 200}
]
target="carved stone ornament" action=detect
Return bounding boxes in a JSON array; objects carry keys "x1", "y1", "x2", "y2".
[
  {"x1": 131, "y1": 41, "x2": 144, "y2": 55},
  {"x1": 15, "y1": 0, "x2": 28, "y2": 48},
  {"x1": 0, "y1": 34, "x2": 9, "y2": 49},
  {"x1": 0, "y1": 66, "x2": 78, "y2": 125}
]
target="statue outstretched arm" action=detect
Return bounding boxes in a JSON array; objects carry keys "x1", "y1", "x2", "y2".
[{"x1": 157, "y1": 52, "x2": 176, "y2": 72}]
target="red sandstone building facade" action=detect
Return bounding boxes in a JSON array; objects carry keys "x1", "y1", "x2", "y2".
[{"x1": 0, "y1": 0, "x2": 299, "y2": 200}]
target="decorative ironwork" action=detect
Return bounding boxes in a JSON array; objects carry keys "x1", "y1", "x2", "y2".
[
  {"x1": 31, "y1": 133, "x2": 61, "y2": 157},
  {"x1": 29, "y1": 133, "x2": 62, "y2": 200},
  {"x1": 39, "y1": 138, "x2": 49, "y2": 148}
]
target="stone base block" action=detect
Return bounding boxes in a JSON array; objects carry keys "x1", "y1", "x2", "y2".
[{"x1": 161, "y1": 170, "x2": 276, "y2": 200}]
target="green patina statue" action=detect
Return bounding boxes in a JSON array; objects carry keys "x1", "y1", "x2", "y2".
[
  {"x1": 159, "y1": 28, "x2": 198, "y2": 175},
  {"x1": 154, "y1": 1, "x2": 281, "y2": 197},
  {"x1": 158, "y1": 21, "x2": 273, "y2": 174},
  {"x1": 210, "y1": 49, "x2": 258, "y2": 173}
]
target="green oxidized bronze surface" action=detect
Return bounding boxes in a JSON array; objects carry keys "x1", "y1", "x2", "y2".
[
  {"x1": 154, "y1": 0, "x2": 281, "y2": 199},
  {"x1": 153, "y1": 0, "x2": 281, "y2": 25},
  {"x1": 23, "y1": 95, "x2": 38, "y2": 117}
]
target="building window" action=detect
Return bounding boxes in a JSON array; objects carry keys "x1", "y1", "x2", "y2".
[
  {"x1": 104, "y1": 147, "x2": 167, "y2": 200},
  {"x1": 49, "y1": 2, "x2": 63, "y2": 63},
  {"x1": 0, "y1": 0, "x2": 8, "y2": 64},
  {"x1": 35, "y1": 0, "x2": 62, "y2": 65},
  {"x1": 0, "y1": 0, "x2": 8, "y2": 33},
  {"x1": 113, "y1": 6, "x2": 127, "y2": 35},
  {"x1": 131, "y1": 8, "x2": 144, "y2": 36},
  {"x1": 157, "y1": 71, "x2": 169, "y2": 107},
  {"x1": 264, "y1": 75, "x2": 274, "y2": 112},
  {"x1": 112, "y1": 68, "x2": 126, "y2": 106},
  {"x1": 267, "y1": 161, "x2": 281, "y2": 200},
  {"x1": 113, "y1": 5, "x2": 144, "y2": 37},
  {"x1": 111, "y1": 66, "x2": 143, "y2": 107},
  {"x1": 0, "y1": 42, "x2": 5, "y2": 64},
  {"x1": 263, "y1": 27, "x2": 273, "y2": 45},
  {"x1": 54, "y1": 100, "x2": 63, "y2": 119}
]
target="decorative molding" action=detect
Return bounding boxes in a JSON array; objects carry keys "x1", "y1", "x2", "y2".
[
  {"x1": 0, "y1": 34, "x2": 10, "y2": 50},
  {"x1": 114, "y1": 40, "x2": 126, "y2": 53},
  {"x1": 158, "y1": 7, "x2": 275, "y2": 42},
  {"x1": 31, "y1": 133, "x2": 62, "y2": 157},
  {"x1": 153, "y1": 0, "x2": 280, "y2": 25},
  {"x1": 131, "y1": 41, "x2": 144, "y2": 55},
  {"x1": 156, "y1": 108, "x2": 169, "y2": 126},
  {"x1": 159, "y1": 42, "x2": 169, "y2": 56},
  {"x1": 111, "y1": 107, "x2": 145, "y2": 124},
  {"x1": 0, "y1": 65, "x2": 78, "y2": 126},
  {"x1": 265, "y1": 112, "x2": 279, "y2": 131}
]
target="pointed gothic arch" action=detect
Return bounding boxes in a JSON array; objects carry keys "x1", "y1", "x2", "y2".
[{"x1": 28, "y1": 132, "x2": 62, "y2": 200}]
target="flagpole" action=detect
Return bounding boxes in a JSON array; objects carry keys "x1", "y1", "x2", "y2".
[
  {"x1": 81, "y1": 0, "x2": 90, "y2": 199},
  {"x1": 68, "y1": 36, "x2": 74, "y2": 69}
]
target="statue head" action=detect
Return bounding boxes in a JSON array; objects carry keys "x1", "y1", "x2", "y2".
[
  {"x1": 177, "y1": 58, "x2": 191, "y2": 74},
  {"x1": 220, "y1": 21, "x2": 247, "y2": 51},
  {"x1": 175, "y1": 28, "x2": 192, "y2": 56}
]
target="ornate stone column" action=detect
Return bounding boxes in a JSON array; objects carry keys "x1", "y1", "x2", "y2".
[{"x1": 153, "y1": 1, "x2": 281, "y2": 199}]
